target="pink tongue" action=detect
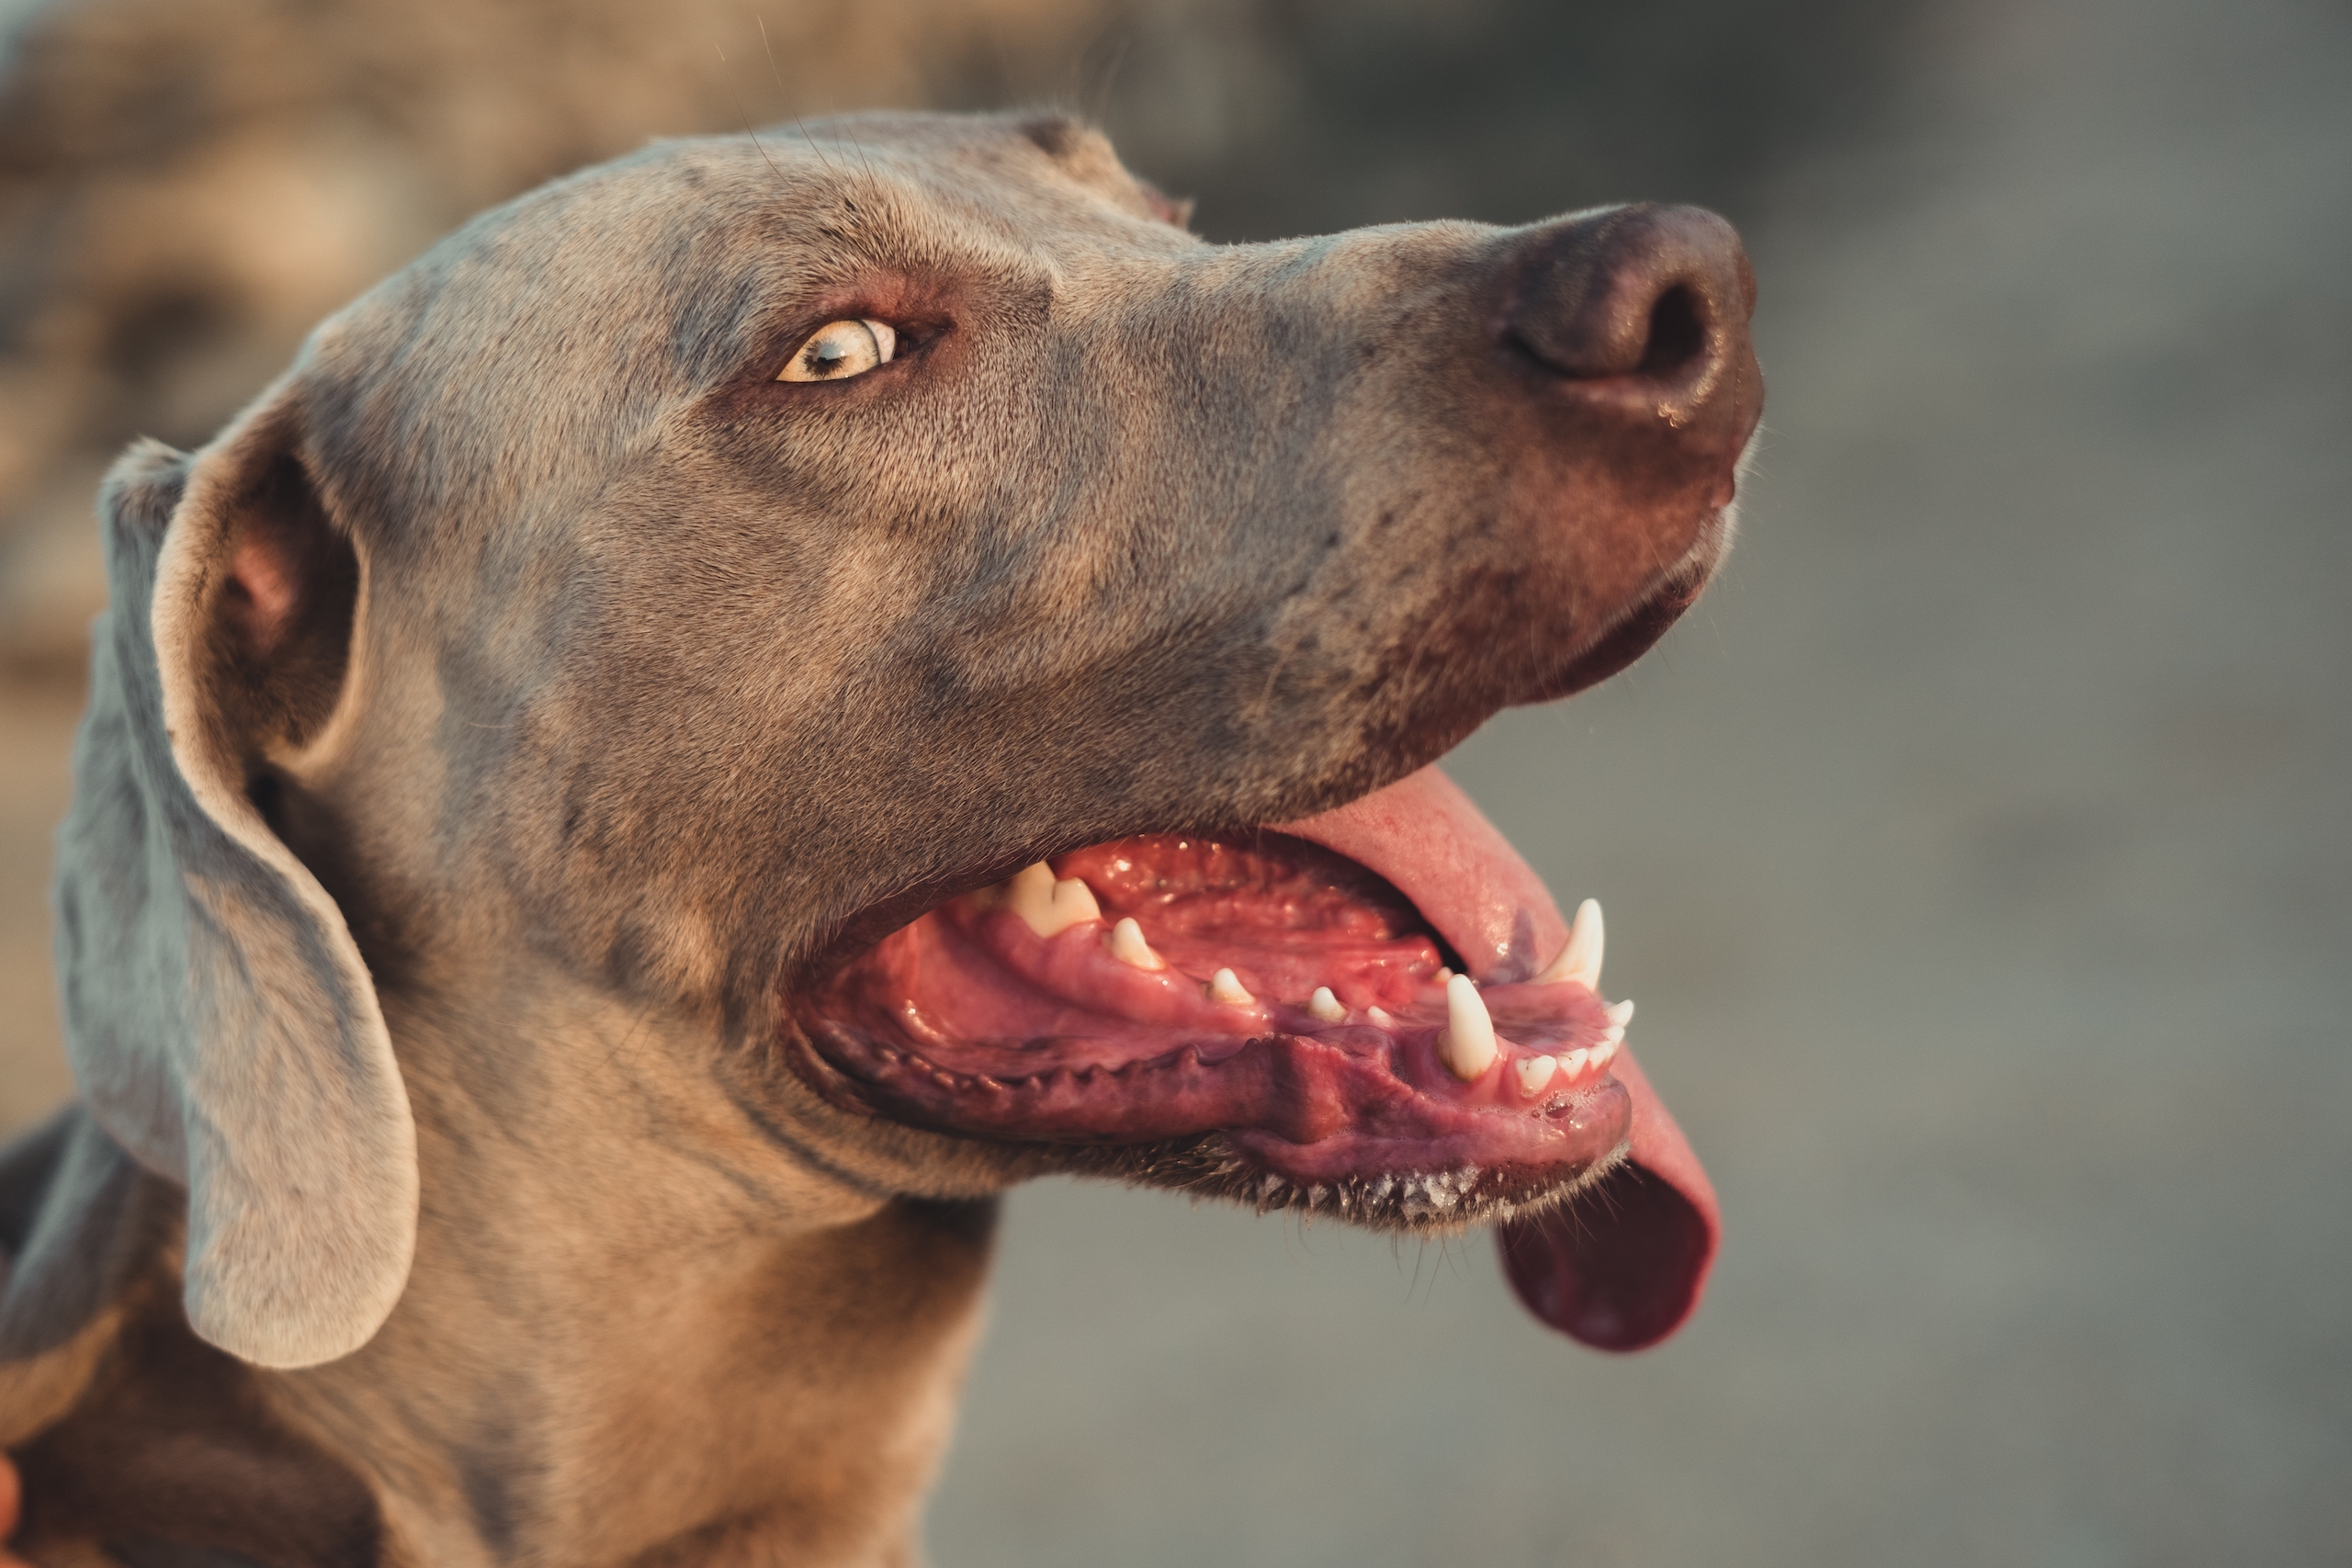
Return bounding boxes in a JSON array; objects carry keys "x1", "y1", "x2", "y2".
[{"x1": 1280, "y1": 766, "x2": 1720, "y2": 1351}]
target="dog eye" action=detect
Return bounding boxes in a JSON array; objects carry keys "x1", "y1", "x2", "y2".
[{"x1": 778, "y1": 319, "x2": 897, "y2": 382}]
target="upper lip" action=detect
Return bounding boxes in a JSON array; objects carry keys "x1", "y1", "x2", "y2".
[
  {"x1": 785, "y1": 516, "x2": 1734, "y2": 1000},
  {"x1": 1533, "y1": 501, "x2": 1736, "y2": 704}
]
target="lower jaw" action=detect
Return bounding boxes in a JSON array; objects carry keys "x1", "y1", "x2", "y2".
[
  {"x1": 798, "y1": 1021, "x2": 1635, "y2": 1226},
  {"x1": 792, "y1": 825, "x2": 1642, "y2": 1224},
  {"x1": 1041, "y1": 1126, "x2": 1634, "y2": 1233}
]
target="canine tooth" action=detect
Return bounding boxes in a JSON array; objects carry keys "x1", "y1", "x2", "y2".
[
  {"x1": 1440, "y1": 974, "x2": 1497, "y2": 1080},
  {"x1": 1308, "y1": 987, "x2": 1347, "y2": 1023},
  {"x1": 1052, "y1": 876, "x2": 1101, "y2": 926},
  {"x1": 1535, "y1": 898, "x2": 1605, "y2": 989},
  {"x1": 1106, "y1": 916, "x2": 1165, "y2": 970},
  {"x1": 1209, "y1": 967, "x2": 1255, "y2": 1006},
  {"x1": 1606, "y1": 998, "x2": 1635, "y2": 1027},
  {"x1": 1006, "y1": 862, "x2": 1102, "y2": 938},
  {"x1": 1513, "y1": 1055, "x2": 1558, "y2": 1095},
  {"x1": 1005, "y1": 863, "x2": 1057, "y2": 932}
]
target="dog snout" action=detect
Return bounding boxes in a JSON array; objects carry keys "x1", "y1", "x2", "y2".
[{"x1": 1499, "y1": 203, "x2": 1758, "y2": 443}]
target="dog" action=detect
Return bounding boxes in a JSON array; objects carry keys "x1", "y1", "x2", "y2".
[{"x1": 0, "y1": 111, "x2": 1758, "y2": 1563}]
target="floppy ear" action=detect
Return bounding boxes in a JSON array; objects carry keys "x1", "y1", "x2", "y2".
[{"x1": 51, "y1": 389, "x2": 415, "y2": 1370}]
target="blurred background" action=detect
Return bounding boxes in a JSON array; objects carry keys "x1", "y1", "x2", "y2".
[{"x1": 2, "y1": 0, "x2": 2346, "y2": 1562}]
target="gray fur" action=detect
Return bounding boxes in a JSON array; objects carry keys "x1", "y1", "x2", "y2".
[
  {"x1": 55, "y1": 431, "x2": 412, "y2": 1370},
  {"x1": 3, "y1": 112, "x2": 1753, "y2": 1561}
]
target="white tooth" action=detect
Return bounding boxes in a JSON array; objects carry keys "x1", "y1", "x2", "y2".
[
  {"x1": 1513, "y1": 1055, "x2": 1558, "y2": 1095},
  {"x1": 1105, "y1": 916, "x2": 1165, "y2": 971},
  {"x1": 1053, "y1": 876, "x2": 1101, "y2": 926},
  {"x1": 1535, "y1": 898, "x2": 1605, "y2": 989},
  {"x1": 1601, "y1": 1023, "x2": 1627, "y2": 1046},
  {"x1": 1209, "y1": 967, "x2": 1254, "y2": 1006},
  {"x1": 1005, "y1": 863, "x2": 1057, "y2": 933},
  {"x1": 1308, "y1": 987, "x2": 1347, "y2": 1023},
  {"x1": 1589, "y1": 1037, "x2": 1620, "y2": 1069},
  {"x1": 1440, "y1": 974, "x2": 1497, "y2": 1080},
  {"x1": 1562, "y1": 1047, "x2": 1589, "y2": 1075},
  {"x1": 1007, "y1": 862, "x2": 1102, "y2": 938},
  {"x1": 1435, "y1": 965, "x2": 1454, "y2": 985},
  {"x1": 1366, "y1": 1007, "x2": 1396, "y2": 1028},
  {"x1": 1606, "y1": 998, "x2": 1635, "y2": 1027}
]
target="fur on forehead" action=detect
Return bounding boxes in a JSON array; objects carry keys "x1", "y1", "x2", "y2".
[{"x1": 288, "y1": 110, "x2": 1192, "y2": 558}]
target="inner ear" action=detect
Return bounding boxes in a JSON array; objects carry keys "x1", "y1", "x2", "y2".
[
  {"x1": 210, "y1": 453, "x2": 359, "y2": 756},
  {"x1": 1135, "y1": 179, "x2": 1195, "y2": 231}
]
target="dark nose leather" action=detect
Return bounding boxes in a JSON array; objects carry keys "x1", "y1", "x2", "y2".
[{"x1": 1500, "y1": 203, "x2": 1759, "y2": 444}]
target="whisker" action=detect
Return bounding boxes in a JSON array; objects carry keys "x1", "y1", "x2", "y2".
[
  {"x1": 752, "y1": 15, "x2": 846, "y2": 186},
  {"x1": 714, "y1": 40, "x2": 792, "y2": 192}
]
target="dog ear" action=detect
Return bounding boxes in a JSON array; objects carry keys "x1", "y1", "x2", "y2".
[
  {"x1": 0, "y1": 1109, "x2": 178, "y2": 1448},
  {"x1": 50, "y1": 388, "x2": 415, "y2": 1371},
  {"x1": 1135, "y1": 178, "x2": 1195, "y2": 231}
]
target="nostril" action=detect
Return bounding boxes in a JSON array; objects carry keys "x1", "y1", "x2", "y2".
[
  {"x1": 1499, "y1": 204, "x2": 1752, "y2": 397},
  {"x1": 1635, "y1": 285, "x2": 1707, "y2": 379}
]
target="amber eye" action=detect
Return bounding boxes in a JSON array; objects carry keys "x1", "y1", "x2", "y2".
[{"x1": 778, "y1": 319, "x2": 898, "y2": 382}]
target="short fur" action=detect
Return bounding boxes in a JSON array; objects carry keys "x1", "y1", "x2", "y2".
[{"x1": 0, "y1": 113, "x2": 1752, "y2": 1563}]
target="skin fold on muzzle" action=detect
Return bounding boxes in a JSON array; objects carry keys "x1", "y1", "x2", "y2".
[{"x1": 0, "y1": 111, "x2": 1758, "y2": 1563}]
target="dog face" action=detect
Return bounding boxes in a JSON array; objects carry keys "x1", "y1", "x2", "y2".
[{"x1": 52, "y1": 112, "x2": 1758, "y2": 1367}]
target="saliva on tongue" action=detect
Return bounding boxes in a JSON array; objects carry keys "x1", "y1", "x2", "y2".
[{"x1": 1277, "y1": 767, "x2": 1719, "y2": 1351}]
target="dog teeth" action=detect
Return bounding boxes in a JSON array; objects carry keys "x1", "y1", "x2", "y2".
[
  {"x1": 1534, "y1": 898, "x2": 1604, "y2": 989},
  {"x1": 1002, "y1": 863, "x2": 1056, "y2": 930},
  {"x1": 1054, "y1": 878, "x2": 1102, "y2": 928},
  {"x1": 1367, "y1": 1006, "x2": 1396, "y2": 1028},
  {"x1": 1002, "y1": 862, "x2": 1102, "y2": 938},
  {"x1": 1308, "y1": 987, "x2": 1347, "y2": 1023},
  {"x1": 1606, "y1": 998, "x2": 1635, "y2": 1027},
  {"x1": 1513, "y1": 1055, "x2": 1558, "y2": 1095},
  {"x1": 1440, "y1": 974, "x2": 1497, "y2": 1080},
  {"x1": 1561, "y1": 1047, "x2": 1589, "y2": 1075},
  {"x1": 1105, "y1": 917, "x2": 1166, "y2": 971},
  {"x1": 1209, "y1": 967, "x2": 1255, "y2": 1006},
  {"x1": 1589, "y1": 1037, "x2": 1621, "y2": 1070}
]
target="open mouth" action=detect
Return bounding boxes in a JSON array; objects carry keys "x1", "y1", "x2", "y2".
[{"x1": 791, "y1": 766, "x2": 1720, "y2": 1351}]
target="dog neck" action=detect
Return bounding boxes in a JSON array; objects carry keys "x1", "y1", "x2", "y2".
[{"x1": 266, "y1": 990, "x2": 998, "y2": 1566}]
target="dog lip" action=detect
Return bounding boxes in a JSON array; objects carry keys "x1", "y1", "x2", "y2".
[
  {"x1": 1535, "y1": 516, "x2": 1729, "y2": 703},
  {"x1": 791, "y1": 772, "x2": 1632, "y2": 1186}
]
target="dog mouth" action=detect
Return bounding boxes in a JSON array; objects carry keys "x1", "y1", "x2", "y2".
[{"x1": 792, "y1": 766, "x2": 1720, "y2": 1351}]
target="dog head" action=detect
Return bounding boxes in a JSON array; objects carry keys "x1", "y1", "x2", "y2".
[{"x1": 51, "y1": 112, "x2": 1758, "y2": 1367}]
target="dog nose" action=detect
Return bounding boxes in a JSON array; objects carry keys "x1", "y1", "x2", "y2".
[{"x1": 1499, "y1": 203, "x2": 1758, "y2": 436}]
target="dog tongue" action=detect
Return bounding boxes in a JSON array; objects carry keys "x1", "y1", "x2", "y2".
[{"x1": 1279, "y1": 766, "x2": 1719, "y2": 1351}]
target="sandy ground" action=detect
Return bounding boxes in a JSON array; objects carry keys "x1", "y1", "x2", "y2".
[{"x1": 1, "y1": 0, "x2": 2346, "y2": 1562}]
